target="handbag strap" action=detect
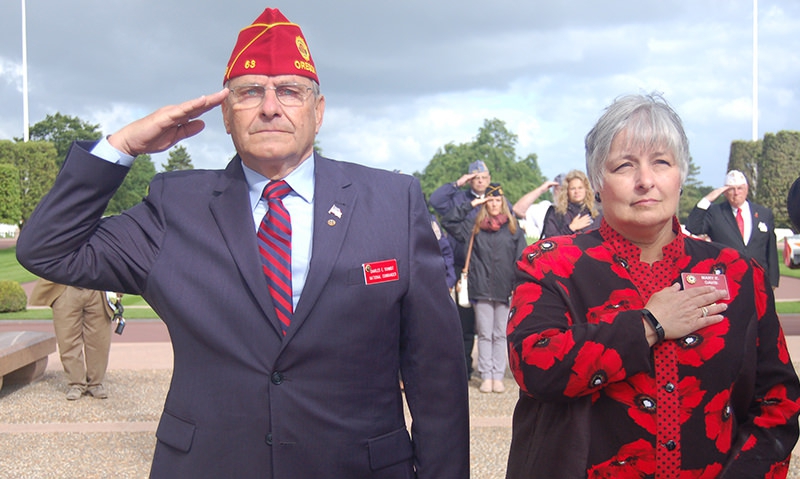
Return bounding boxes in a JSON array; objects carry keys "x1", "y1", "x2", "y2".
[{"x1": 462, "y1": 230, "x2": 476, "y2": 274}]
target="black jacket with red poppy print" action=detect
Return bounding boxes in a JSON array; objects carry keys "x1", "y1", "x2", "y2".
[{"x1": 506, "y1": 219, "x2": 800, "y2": 479}]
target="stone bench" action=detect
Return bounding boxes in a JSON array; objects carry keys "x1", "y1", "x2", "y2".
[{"x1": 0, "y1": 331, "x2": 57, "y2": 391}]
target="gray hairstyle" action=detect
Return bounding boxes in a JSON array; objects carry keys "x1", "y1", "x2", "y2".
[{"x1": 584, "y1": 92, "x2": 690, "y2": 191}]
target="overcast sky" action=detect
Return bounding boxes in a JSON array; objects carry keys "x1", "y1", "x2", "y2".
[{"x1": 1, "y1": 1, "x2": 798, "y2": 186}]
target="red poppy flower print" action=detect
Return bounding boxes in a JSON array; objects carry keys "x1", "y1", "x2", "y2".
[
  {"x1": 692, "y1": 248, "x2": 748, "y2": 300},
  {"x1": 585, "y1": 244, "x2": 614, "y2": 263},
  {"x1": 521, "y1": 328, "x2": 575, "y2": 370},
  {"x1": 675, "y1": 254, "x2": 691, "y2": 271},
  {"x1": 704, "y1": 389, "x2": 733, "y2": 453},
  {"x1": 585, "y1": 245, "x2": 630, "y2": 278},
  {"x1": 740, "y1": 433, "x2": 756, "y2": 452},
  {"x1": 679, "y1": 463, "x2": 722, "y2": 479},
  {"x1": 752, "y1": 264, "x2": 768, "y2": 319},
  {"x1": 754, "y1": 384, "x2": 800, "y2": 428},
  {"x1": 587, "y1": 439, "x2": 655, "y2": 479},
  {"x1": 677, "y1": 321, "x2": 729, "y2": 367},
  {"x1": 586, "y1": 289, "x2": 644, "y2": 324},
  {"x1": 520, "y1": 238, "x2": 583, "y2": 280},
  {"x1": 605, "y1": 373, "x2": 657, "y2": 434},
  {"x1": 766, "y1": 458, "x2": 790, "y2": 478},
  {"x1": 777, "y1": 331, "x2": 790, "y2": 364},
  {"x1": 678, "y1": 376, "x2": 706, "y2": 425},
  {"x1": 508, "y1": 282, "x2": 542, "y2": 331},
  {"x1": 564, "y1": 341, "x2": 626, "y2": 397}
]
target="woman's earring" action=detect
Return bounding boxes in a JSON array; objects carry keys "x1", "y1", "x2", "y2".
[{"x1": 595, "y1": 192, "x2": 601, "y2": 203}]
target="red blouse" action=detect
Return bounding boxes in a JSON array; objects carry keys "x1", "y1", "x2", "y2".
[{"x1": 506, "y1": 219, "x2": 800, "y2": 478}]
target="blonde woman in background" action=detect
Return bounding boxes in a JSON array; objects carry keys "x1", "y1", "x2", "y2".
[
  {"x1": 541, "y1": 169, "x2": 602, "y2": 238},
  {"x1": 443, "y1": 183, "x2": 527, "y2": 393}
]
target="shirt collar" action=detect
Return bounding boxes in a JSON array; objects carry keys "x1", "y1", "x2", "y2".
[
  {"x1": 731, "y1": 201, "x2": 750, "y2": 216},
  {"x1": 599, "y1": 217, "x2": 685, "y2": 265},
  {"x1": 242, "y1": 154, "x2": 315, "y2": 210}
]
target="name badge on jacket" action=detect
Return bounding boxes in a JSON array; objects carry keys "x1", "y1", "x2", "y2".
[{"x1": 363, "y1": 259, "x2": 399, "y2": 285}]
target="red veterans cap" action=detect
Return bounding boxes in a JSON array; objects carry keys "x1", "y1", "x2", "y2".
[{"x1": 223, "y1": 8, "x2": 319, "y2": 85}]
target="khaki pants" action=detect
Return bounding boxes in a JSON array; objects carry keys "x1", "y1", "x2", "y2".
[{"x1": 52, "y1": 287, "x2": 113, "y2": 387}]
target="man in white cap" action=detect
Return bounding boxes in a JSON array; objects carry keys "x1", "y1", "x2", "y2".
[{"x1": 686, "y1": 169, "x2": 779, "y2": 287}]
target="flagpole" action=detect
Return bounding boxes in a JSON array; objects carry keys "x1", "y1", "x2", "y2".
[
  {"x1": 752, "y1": 0, "x2": 758, "y2": 141},
  {"x1": 21, "y1": 0, "x2": 29, "y2": 142}
]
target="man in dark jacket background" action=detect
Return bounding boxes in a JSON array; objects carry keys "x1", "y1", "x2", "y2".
[{"x1": 686, "y1": 169, "x2": 779, "y2": 288}]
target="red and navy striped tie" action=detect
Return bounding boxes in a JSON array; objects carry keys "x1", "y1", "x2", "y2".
[{"x1": 257, "y1": 180, "x2": 293, "y2": 335}]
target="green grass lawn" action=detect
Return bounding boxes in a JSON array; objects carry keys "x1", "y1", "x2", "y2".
[
  {"x1": 0, "y1": 246, "x2": 158, "y2": 319},
  {"x1": 0, "y1": 307, "x2": 159, "y2": 320},
  {"x1": 3, "y1": 245, "x2": 800, "y2": 320},
  {"x1": 780, "y1": 262, "x2": 800, "y2": 280},
  {"x1": 0, "y1": 247, "x2": 38, "y2": 283}
]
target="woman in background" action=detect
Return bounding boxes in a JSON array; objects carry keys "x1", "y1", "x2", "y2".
[
  {"x1": 541, "y1": 169, "x2": 602, "y2": 238},
  {"x1": 443, "y1": 183, "x2": 526, "y2": 393}
]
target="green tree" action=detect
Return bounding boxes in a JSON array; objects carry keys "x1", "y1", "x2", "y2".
[
  {"x1": 0, "y1": 163, "x2": 22, "y2": 224},
  {"x1": 26, "y1": 113, "x2": 102, "y2": 164},
  {"x1": 756, "y1": 131, "x2": 800, "y2": 228},
  {"x1": 414, "y1": 118, "x2": 545, "y2": 206},
  {"x1": 162, "y1": 145, "x2": 194, "y2": 171},
  {"x1": 678, "y1": 157, "x2": 711, "y2": 223},
  {"x1": 106, "y1": 155, "x2": 157, "y2": 215},
  {"x1": 0, "y1": 140, "x2": 59, "y2": 224},
  {"x1": 728, "y1": 140, "x2": 762, "y2": 199}
]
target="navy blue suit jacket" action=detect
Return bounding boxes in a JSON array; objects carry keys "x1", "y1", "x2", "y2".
[
  {"x1": 17, "y1": 142, "x2": 469, "y2": 478},
  {"x1": 686, "y1": 200, "x2": 779, "y2": 287}
]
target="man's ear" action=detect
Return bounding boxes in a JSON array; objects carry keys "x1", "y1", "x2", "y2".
[
  {"x1": 221, "y1": 103, "x2": 232, "y2": 134},
  {"x1": 314, "y1": 95, "x2": 325, "y2": 134}
]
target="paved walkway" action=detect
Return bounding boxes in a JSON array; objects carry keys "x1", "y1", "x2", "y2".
[
  {"x1": 4, "y1": 231, "x2": 800, "y2": 478},
  {"x1": 4, "y1": 271, "x2": 800, "y2": 388}
]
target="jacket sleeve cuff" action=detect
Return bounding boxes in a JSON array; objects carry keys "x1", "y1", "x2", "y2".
[
  {"x1": 91, "y1": 136, "x2": 135, "y2": 167},
  {"x1": 696, "y1": 198, "x2": 711, "y2": 210}
]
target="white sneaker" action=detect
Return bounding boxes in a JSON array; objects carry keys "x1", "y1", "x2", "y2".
[
  {"x1": 493, "y1": 380, "x2": 505, "y2": 393},
  {"x1": 479, "y1": 379, "x2": 493, "y2": 393}
]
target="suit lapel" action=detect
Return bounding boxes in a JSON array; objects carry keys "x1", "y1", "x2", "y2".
[
  {"x1": 209, "y1": 156, "x2": 283, "y2": 336},
  {"x1": 285, "y1": 155, "x2": 356, "y2": 342}
]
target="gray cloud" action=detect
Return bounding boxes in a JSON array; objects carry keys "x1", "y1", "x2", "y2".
[{"x1": 1, "y1": 0, "x2": 798, "y2": 184}]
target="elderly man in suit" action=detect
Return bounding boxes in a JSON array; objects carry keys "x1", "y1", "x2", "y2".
[
  {"x1": 686, "y1": 169, "x2": 779, "y2": 287},
  {"x1": 16, "y1": 8, "x2": 468, "y2": 478}
]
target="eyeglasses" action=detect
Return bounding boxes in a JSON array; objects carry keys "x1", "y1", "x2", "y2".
[{"x1": 228, "y1": 83, "x2": 314, "y2": 109}]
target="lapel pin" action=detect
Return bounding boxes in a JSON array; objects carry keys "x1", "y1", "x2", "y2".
[
  {"x1": 327, "y1": 219, "x2": 336, "y2": 226},
  {"x1": 328, "y1": 205, "x2": 342, "y2": 219}
]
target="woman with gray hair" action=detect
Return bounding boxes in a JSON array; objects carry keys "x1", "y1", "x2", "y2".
[{"x1": 506, "y1": 93, "x2": 800, "y2": 477}]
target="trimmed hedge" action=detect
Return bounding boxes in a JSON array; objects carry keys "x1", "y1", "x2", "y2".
[{"x1": 0, "y1": 280, "x2": 27, "y2": 313}]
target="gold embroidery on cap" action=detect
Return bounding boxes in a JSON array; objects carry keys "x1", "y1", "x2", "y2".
[
  {"x1": 296, "y1": 36, "x2": 310, "y2": 61},
  {"x1": 244, "y1": 60, "x2": 256, "y2": 69},
  {"x1": 294, "y1": 60, "x2": 317, "y2": 75}
]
